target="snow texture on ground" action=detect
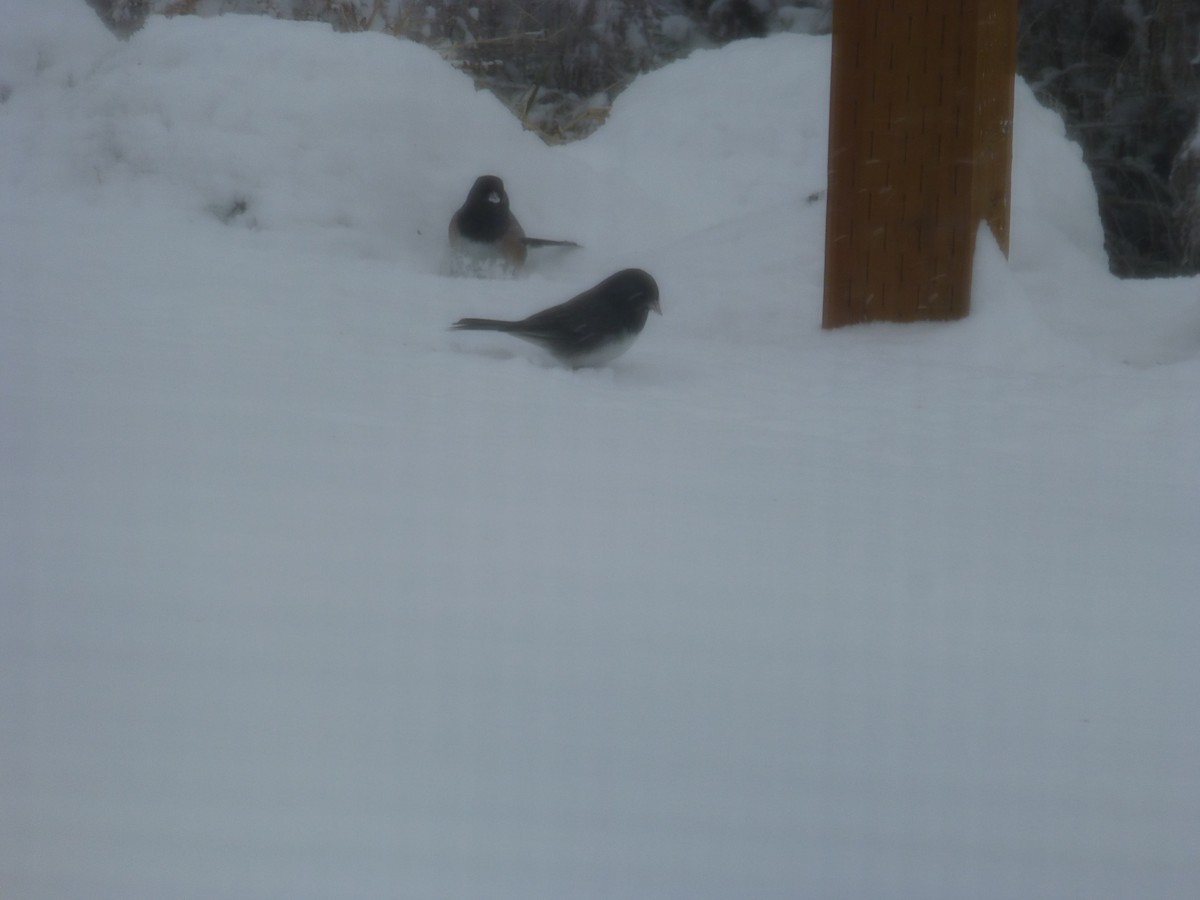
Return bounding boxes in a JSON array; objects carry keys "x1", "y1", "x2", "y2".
[{"x1": 3, "y1": 3, "x2": 1199, "y2": 898}]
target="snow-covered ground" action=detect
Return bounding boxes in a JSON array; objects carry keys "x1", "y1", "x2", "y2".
[{"x1": 3, "y1": 3, "x2": 1199, "y2": 898}]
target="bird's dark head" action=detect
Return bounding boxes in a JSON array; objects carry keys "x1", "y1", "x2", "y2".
[
  {"x1": 607, "y1": 268, "x2": 662, "y2": 315},
  {"x1": 454, "y1": 175, "x2": 515, "y2": 245},
  {"x1": 467, "y1": 175, "x2": 509, "y2": 211}
]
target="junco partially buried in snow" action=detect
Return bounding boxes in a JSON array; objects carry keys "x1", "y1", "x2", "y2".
[
  {"x1": 448, "y1": 175, "x2": 579, "y2": 272},
  {"x1": 451, "y1": 268, "x2": 661, "y2": 368}
]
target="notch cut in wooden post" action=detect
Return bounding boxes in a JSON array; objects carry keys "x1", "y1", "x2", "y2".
[{"x1": 822, "y1": 0, "x2": 1017, "y2": 328}]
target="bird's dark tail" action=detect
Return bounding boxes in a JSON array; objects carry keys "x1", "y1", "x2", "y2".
[
  {"x1": 451, "y1": 317, "x2": 517, "y2": 332},
  {"x1": 521, "y1": 237, "x2": 581, "y2": 249}
]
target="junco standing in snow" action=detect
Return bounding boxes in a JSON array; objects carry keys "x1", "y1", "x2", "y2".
[
  {"x1": 448, "y1": 175, "x2": 579, "y2": 272},
  {"x1": 451, "y1": 268, "x2": 661, "y2": 367}
]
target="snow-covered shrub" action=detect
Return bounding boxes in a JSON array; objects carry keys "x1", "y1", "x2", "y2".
[{"x1": 1017, "y1": 0, "x2": 1200, "y2": 276}]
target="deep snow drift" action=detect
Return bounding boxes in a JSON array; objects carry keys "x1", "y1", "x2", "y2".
[{"x1": 2, "y1": 4, "x2": 1199, "y2": 899}]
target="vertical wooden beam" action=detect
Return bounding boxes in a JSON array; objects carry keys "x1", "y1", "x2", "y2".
[
  {"x1": 822, "y1": 0, "x2": 1017, "y2": 328},
  {"x1": 972, "y1": 0, "x2": 1017, "y2": 257}
]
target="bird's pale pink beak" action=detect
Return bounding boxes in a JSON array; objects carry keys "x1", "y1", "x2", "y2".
[{"x1": 651, "y1": 298, "x2": 662, "y2": 315}]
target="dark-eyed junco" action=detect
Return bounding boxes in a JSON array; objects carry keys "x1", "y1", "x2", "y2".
[
  {"x1": 451, "y1": 268, "x2": 661, "y2": 367},
  {"x1": 448, "y1": 175, "x2": 579, "y2": 270}
]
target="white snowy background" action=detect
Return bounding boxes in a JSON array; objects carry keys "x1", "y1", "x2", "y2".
[{"x1": 3, "y1": 3, "x2": 1199, "y2": 898}]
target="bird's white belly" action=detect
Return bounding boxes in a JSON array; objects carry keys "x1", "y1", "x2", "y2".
[{"x1": 562, "y1": 329, "x2": 639, "y2": 368}]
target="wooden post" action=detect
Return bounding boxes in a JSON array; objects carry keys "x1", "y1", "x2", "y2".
[{"x1": 822, "y1": 0, "x2": 1017, "y2": 327}]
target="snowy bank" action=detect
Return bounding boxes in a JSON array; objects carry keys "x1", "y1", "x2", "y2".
[{"x1": 3, "y1": 4, "x2": 1199, "y2": 898}]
